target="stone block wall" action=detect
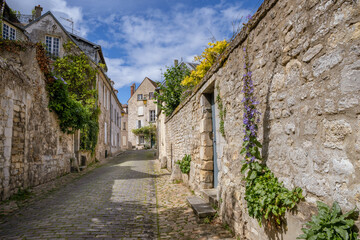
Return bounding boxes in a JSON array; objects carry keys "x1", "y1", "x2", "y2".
[
  {"x1": 162, "y1": 0, "x2": 360, "y2": 238},
  {"x1": 0, "y1": 46, "x2": 75, "y2": 200}
]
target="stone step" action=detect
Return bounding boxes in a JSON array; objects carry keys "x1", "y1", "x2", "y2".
[
  {"x1": 201, "y1": 188, "x2": 218, "y2": 208},
  {"x1": 186, "y1": 196, "x2": 217, "y2": 219}
]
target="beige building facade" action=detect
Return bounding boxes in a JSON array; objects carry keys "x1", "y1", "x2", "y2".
[
  {"x1": 120, "y1": 104, "x2": 130, "y2": 150},
  {"x1": 128, "y1": 77, "x2": 157, "y2": 149}
]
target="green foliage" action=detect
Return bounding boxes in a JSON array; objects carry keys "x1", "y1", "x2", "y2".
[
  {"x1": 9, "y1": 188, "x2": 33, "y2": 201},
  {"x1": 47, "y1": 78, "x2": 91, "y2": 134},
  {"x1": 241, "y1": 161, "x2": 303, "y2": 226},
  {"x1": 53, "y1": 52, "x2": 97, "y2": 107},
  {"x1": 298, "y1": 201, "x2": 359, "y2": 240},
  {"x1": 48, "y1": 43, "x2": 99, "y2": 153},
  {"x1": 132, "y1": 124, "x2": 156, "y2": 142},
  {"x1": 176, "y1": 154, "x2": 191, "y2": 174},
  {"x1": 154, "y1": 65, "x2": 190, "y2": 116},
  {"x1": 216, "y1": 85, "x2": 226, "y2": 137}
]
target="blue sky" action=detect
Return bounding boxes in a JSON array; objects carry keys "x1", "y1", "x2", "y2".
[{"x1": 8, "y1": 0, "x2": 263, "y2": 104}]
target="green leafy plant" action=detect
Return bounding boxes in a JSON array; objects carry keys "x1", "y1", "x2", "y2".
[
  {"x1": 48, "y1": 42, "x2": 99, "y2": 154},
  {"x1": 216, "y1": 85, "x2": 226, "y2": 137},
  {"x1": 242, "y1": 162, "x2": 303, "y2": 226},
  {"x1": 298, "y1": 201, "x2": 359, "y2": 240},
  {"x1": 132, "y1": 124, "x2": 156, "y2": 143},
  {"x1": 47, "y1": 78, "x2": 91, "y2": 133},
  {"x1": 176, "y1": 154, "x2": 191, "y2": 174},
  {"x1": 154, "y1": 64, "x2": 190, "y2": 116}
]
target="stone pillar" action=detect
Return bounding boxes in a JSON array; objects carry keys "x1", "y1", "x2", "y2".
[{"x1": 199, "y1": 94, "x2": 214, "y2": 189}]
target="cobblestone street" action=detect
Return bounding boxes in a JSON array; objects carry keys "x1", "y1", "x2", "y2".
[{"x1": 0, "y1": 150, "x2": 233, "y2": 239}]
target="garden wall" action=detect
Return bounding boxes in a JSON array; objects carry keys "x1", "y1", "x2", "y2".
[
  {"x1": 162, "y1": 0, "x2": 360, "y2": 238},
  {"x1": 0, "y1": 46, "x2": 75, "y2": 200}
]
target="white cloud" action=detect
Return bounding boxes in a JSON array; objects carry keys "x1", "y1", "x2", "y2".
[
  {"x1": 100, "y1": 2, "x2": 252, "y2": 89},
  {"x1": 7, "y1": 0, "x2": 87, "y2": 36}
]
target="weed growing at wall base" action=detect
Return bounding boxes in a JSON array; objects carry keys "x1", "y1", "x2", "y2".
[
  {"x1": 176, "y1": 154, "x2": 191, "y2": 174},
  {"x1": 298, "y1": 201, "x2": 359, "y2": 240}
]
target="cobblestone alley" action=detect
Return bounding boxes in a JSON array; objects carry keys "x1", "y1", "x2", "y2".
[{"x1": 0, "y1": 150, "x2": 233, "y2": 239}]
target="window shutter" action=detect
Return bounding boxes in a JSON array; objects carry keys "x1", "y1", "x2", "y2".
[{"x1": 138, "y1": 106, "x2": 143, "y2": 116}]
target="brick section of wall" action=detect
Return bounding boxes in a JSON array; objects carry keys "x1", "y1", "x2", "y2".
[{"x1": 160, "y1": 0, "x2": 360, "y2": 238}]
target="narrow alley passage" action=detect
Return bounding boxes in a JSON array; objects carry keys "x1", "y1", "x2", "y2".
[{"x1": 0, "y1": 150, "x2": 233, "y2": 239}]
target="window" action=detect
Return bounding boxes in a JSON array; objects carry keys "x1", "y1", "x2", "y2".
[
  {"x1": 149, "y1": 110, "x2": 156, "y2": 122},
  {"x1": 123, "y1": 122, "x2": 126, "y2": 130},
  {"x1": 138, "y1": 106, "x2": 144, "y2": 116},
  {"x1": 2, "y1": 23, "x2": 16, "y2": 40},
  {"x1": 123, "y1": 136, "x2": 126, "y2": 146},
  {"x1": 104, "y1": 122, "x2": 107, "y2": 144},
  {"x1": 117, "y1": 133, "x2": 120, "y2": 147},
  {"x1": 45, "y1": 36, "x2": 60, "y2": 57},
  {"x1": 137, "y1": 94, "x2": 143, "y2": 100},
  {"x1": 149, "y1": 92, "x2": 154, "y2": 100},
  {"x1": 138, "y1": 120, "x2": 142, "y2": 128},
  {"x1": 103, "y1": 85, "x2": 105, "y2": 107},
  {"x1": 139, "y1": 136, "x2": 144, "y2": 144},
  {"x1": 99, "y1": 82, "x2": 102, "y2": 105}
]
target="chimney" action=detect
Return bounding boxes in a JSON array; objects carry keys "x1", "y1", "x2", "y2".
[
  {"x1": 174, "y1": 59, "x2": 178, "y2": 66},
  {"x1": 130, "y1": 83, "x2": 136, "y2": 97},
  {"x1": 34, "y1": 5, "x2": 43, "y2": 19}
]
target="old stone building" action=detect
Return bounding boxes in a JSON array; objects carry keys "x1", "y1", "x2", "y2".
[
  {"x1": 69, "y1": 33, "x2": 123, "y2": 159},
  {"x1": 0, "y1": 4, "x2": 123, "y2": 200},
  {"x1": 128, "y1": 77, "x2": 157, "y2": 149},
  {"x1": 159, "y1": 0, "x2": 360, "y2": 239},
  {"x1": 121, "y1": 104, "x2": 130, "y2": 150},
  {"x1": 1, "y1": 0, "x2": 27, "y2": 41}
]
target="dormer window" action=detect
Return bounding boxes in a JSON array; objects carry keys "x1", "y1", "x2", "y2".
[
  {"x1": 2, "y1": 23, "x2": 16, "y2": 40},
  {"x1": 45, "y1": 36, "x2": 60, "y2": 57}
]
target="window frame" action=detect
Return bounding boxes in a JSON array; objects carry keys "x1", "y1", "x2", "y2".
[
  {"x1": 45, "y1": 35, "x2": 60, "y2": 57},
  {"x1": 149, "y1": 92, "x2": 154, "y2": 100},
  {"x1": 149, "y1": 110, "x2": 156, "y2": 122},
  {"x1": 137, "y1": 94, "x2": 143, "y2": 101},
  {"x1": 139, "y1": 136, "x2": 145, "y2": 144},
  {"x1": 2, "y1": 22, "x2": 16, "y2": 40}
]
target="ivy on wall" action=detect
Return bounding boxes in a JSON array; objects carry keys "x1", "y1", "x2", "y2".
[
  {"x1": 50, "y1": 42, "x2": 99, "y2": 154},
  {"x1": 216, "y1": 85, "x2": 226, "y2": 137}
]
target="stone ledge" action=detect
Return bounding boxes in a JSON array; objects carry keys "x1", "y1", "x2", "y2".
[{"x1": 186, "y1": 196, "x2": 217, "y2": 218}]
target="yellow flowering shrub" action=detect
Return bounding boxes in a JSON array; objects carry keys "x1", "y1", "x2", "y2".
[{"x1": 181, "y1": 39, "x2": 229, "y2": 87}]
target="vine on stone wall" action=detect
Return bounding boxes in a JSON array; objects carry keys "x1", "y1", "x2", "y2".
[
  {"x1": 240, "y1": 16, "x2": 303, "y2": 227},
  {"x1": 50, "y1": 42, "x2": 99, "y2": 154},
  {"x1": 216, "y1": 85, "x2": 226, "y2": 137}
]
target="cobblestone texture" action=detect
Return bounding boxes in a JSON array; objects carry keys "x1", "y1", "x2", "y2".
[
  {"x1": 155, "y1": 165, "x2": 234, "y2": 240},
  {"x1": 0, "y1": 150, "x2": 233, "y2": 239}
]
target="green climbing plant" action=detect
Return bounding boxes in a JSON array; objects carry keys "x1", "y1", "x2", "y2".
[
  {"x1": 48, "y1": 41, "x2": 99, "y2": 154},
  {"x1": 216, "y1": 85, "x2": 226, "y2": 137},
  {"x1": 240, "y1": 15, "x2": 303, "y2": 226}
]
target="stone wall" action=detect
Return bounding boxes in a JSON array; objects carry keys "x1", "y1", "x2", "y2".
[
  {"x1": 161, "y1": 0, "x2": 360, "y2": 238},
  {"x1": 0, "y1": 46, "x2": 75, "y2": 200}
]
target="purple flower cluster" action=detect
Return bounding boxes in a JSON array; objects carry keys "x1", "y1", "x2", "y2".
[
  {"x1": 54, "y1": 76, "x2": 67, "y2": 85},
  {"x1": 242, "y1": 46, "x2": 260, "y2": 163}
]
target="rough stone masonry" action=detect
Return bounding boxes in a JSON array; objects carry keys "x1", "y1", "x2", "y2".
[
  {"x1": 160, "y1": 0, "x2": 360, "y2": 239},
  {"x1": 0, "y1": 46, "x2": 74, "y2": 200}
]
